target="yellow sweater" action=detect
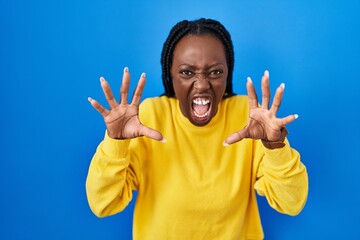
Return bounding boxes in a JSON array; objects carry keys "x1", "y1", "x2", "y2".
[{"x1": 86, "y1": 95, "x2": 308, "y2": 240}]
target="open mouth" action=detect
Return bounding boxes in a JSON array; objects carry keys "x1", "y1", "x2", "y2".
[{"x1": 191, "y1": 97, "x2": 212, "y2": 124}]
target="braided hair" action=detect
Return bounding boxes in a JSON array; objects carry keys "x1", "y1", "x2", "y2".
[{"x1": 161, "y1": 18, "x2": 235, "y2": 98}]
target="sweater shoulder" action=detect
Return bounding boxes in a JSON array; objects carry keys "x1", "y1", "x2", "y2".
[
  {"x1": 223, "y1": 95, "x2": 248, "y2": 106},
  {"x1": 222, "y1": 95, "x2": 249, "y2": 115},
  {"x1": 139, "y1": 96, "x2": 174, "y2": 124},
  {"x1": 140, "y1": 96, "x2": 173, "y2": 113}
]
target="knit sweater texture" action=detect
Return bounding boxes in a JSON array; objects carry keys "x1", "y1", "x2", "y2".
[{"x1": 86, "y1": 95, "x2": 308, "y2": 240}]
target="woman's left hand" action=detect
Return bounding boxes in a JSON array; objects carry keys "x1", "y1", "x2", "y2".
[{"x1": 223, "y1": 70, "x2": 298, "y2": 146}]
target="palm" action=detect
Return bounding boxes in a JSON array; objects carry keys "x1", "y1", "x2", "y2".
[
  {"x1": 243, "y1": 107, "x2": 282, "y2": 142},
  {"x1": 104, "y1": 104, "x2": 142, "y2": 139}
]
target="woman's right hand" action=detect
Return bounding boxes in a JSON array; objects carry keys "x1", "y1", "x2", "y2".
[{"x1": 88, "y1": 67, "x2": 165, "y2": 142}]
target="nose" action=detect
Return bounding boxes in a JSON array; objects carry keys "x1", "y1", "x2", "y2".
[{"x1": 194, "y1": 73, "x2": 210, "y2": 91}]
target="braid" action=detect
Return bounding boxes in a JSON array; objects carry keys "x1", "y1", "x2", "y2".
[
  {"x1": 161, "y1": 18, "x2": 235, "y2": 98},
  {"x1": 161, "y1": 20, "x2": 189, "y2": 96}
]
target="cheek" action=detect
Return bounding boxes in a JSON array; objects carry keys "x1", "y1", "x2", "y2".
[
  {"x1": 172, "y1": 78, "x2": 181, "y2": 95},
  {"x1": 172, "y1": 78, "x2": 188, "y2": 100},
  {"x1": 213, "y1": 79, "x2": 227, "y2": 95}
]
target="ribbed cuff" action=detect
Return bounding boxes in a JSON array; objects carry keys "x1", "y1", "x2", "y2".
[
  {"x1": 261, "y1": 138, "x2": 298, "y2": 169},
  {"x1": 101, "y1": 131, "x2": 131, "y2": 158}
]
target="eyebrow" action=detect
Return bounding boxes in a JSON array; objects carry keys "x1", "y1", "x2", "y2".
[{"x1": 177, "y1": 63, "x2": 225, "y2": 69}]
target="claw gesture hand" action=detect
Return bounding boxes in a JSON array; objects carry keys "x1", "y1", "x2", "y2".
[
  {"x1": 88, "y1": 67, "x2": 165, "y2": 142},
  {"x1": 224, "y1": 70, "x2": 298, "y2": 147}
]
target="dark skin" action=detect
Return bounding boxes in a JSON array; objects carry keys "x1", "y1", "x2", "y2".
[
  {"x1": 88, "y1": 34, "x2": 298, "y2": 146},
  {"x1": 171, "y1": 35, "x2": 228, "y2": 126}
]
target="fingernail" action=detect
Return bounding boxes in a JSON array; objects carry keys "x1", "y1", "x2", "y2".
[
  {"x1": 100, "y1": 77, "x2": 105, "y2": 83},
  {"x1": 280, "y1": 83, "x2": 285, "y2": 90},
  {"x1": 88, "y1": 97, "x2": 93, "y2": 102},
  {"x1": 141, "y1": 72, "x2": 146, "y2": 78},
  {"x1": 294, "y1": 114, "x2": 299, "y2": 119},
  {"x1": 160, "y1": 138, "x2": 167, "y2": 143},
  {"x1": 265, "y1": 70, "x2": 269, "y2": 78},
  {"x1": 124, "y1": 67, "x2": 129, "y2": 72},
  {"x1": 247, "y1": 77, "x2": 252, "y2": 83},
  {"x1": 223, "y1": 141, "x2": 229, "y2": 147}
]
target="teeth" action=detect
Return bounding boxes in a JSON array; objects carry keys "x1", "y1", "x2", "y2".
[
  {"x1": 193, "y1": 98, "x2": 210, "y2": 105},
  {"x1": 192, "y1": 98, "x2": 210, "y2": 118},
  {"x1": 193, "y1": 111, "x2": 209, "y2": 118}
]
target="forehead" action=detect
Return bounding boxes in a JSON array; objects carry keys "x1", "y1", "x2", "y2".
[{"x1": 172, "y1": 34, "x2": 226, "y2": 65}]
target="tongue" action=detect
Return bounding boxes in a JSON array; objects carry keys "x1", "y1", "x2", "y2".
[{"x1": 193, "y1": 104, "x2": 209, "y2": 116}]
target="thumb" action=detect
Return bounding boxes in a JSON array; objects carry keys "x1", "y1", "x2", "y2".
[
  {"x1": 223, "y1": 128, "x2": 248, "y2": 146},
  {"x1": 140, "y1": 125, "x2": 166, "y2": 142}
]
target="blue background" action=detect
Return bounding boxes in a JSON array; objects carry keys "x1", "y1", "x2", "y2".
[{"x1": 1, "y1": 0, "x2": 359, "y2": 239}]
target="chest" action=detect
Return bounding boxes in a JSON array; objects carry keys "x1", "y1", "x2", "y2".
[{"x1": 140, "y1": 137, "x2": 255, "y2": 212}]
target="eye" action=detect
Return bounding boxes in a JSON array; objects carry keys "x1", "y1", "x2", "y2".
[
  {"x1": 208, "y1": 69, "x2": 223, "y2": 79},
  {"x1": 210, "y1": 70, "x2": 222, "y2": 75},
  {"x1": 179, "y1": 70, "x2": 194, "y2": 79},
  {"x1": 179, "y1": 70, "x2": 193, "y2": 75}
]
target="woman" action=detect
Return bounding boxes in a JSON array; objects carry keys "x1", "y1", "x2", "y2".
[{"x1": 86, "y1": 18, "x2": 308, "y2": 239}]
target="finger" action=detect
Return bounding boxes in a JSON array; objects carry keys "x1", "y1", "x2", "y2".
[
  {"x1": 139, "y1": 125, "x2": 166, "y2": 142},
  {"x1": 88, "y1": 97, "x2": 110, "y2": 117},
  {"x1": 277, "y1": 114, "x2": 299, "y2": 126},
  {"x1": 246, "y1": 77, "x2": 258, "y2": 109},
  {"x1": 261, "y1": 70, "x2": 270, "y2": 109},
  {"x1": 120, "y1": 67, "x2": 130, "y2": 105},
  {"x1": 223, "y1": 129, "x2": 248, "y2": 146},
  {"x1": 131, "y1": 73, "x2": 146, "y2": 106},
  {"x1": 100, "y1": 77, "x2": 118, "y2": 109},
  {"x1": 270, "y1": 83, "x2": 285, "y2": 114}
]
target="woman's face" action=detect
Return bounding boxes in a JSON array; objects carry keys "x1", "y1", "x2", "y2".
[{"x1": 171, "y1": 34, "x2": 228, "y2": 126}]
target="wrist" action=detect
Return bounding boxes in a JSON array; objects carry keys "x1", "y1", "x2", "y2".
[{"x1": 261, "y1": 127, "x2": 288, "y2": 149}]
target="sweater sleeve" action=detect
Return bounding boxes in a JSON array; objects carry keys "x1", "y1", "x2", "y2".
[
  {"x1": 254, "y1": 138, "x2": 308, "y2": 216},
  {"x1": 85, "y1": 132, "x2": 140, "y2": 218}
]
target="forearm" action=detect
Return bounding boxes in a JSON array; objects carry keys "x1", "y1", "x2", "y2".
[
  {"x1": 86, "y1": 133, "x2": 136, "y2": 217},
  {"x1": 254, "y1": 139, "x2": 308, "y2": 216}
]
